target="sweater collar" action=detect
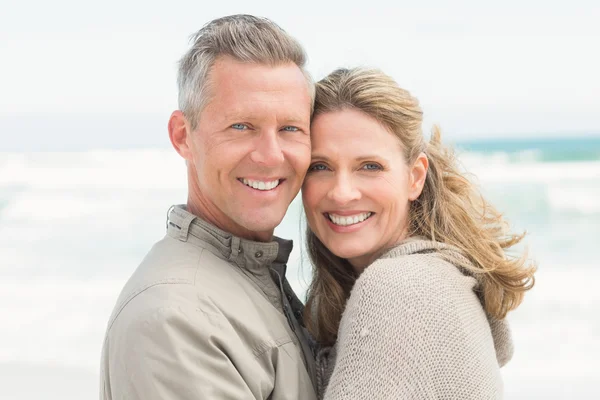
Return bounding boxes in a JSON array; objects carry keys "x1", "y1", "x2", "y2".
[{"x1": 380, "y1": 236, "x2": 472, "y2": 265}]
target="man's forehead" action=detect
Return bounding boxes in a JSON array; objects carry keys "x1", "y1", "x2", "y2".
[{"x1": 210, "y1": 59, "x2": 308, "y2": 94}]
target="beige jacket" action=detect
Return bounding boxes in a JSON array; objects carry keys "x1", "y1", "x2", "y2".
[
  {"x1": 100, "y1": 205, "x2": 317, "y2": 400},
  {"x1": 318, "y1": 238, "x2": 513, "y2": 399}
]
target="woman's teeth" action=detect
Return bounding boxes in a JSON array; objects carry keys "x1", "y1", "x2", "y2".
[
  {"x1": 241, "y1": 178, "x2": 280, "y2": 191},
  {"x1": 328, "y1": 212, "x2": 372, "y2": 226}
]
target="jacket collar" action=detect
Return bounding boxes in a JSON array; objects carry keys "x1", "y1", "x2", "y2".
[{"x1": 166, "y1": 205, "x2": 293, "y2": 273}]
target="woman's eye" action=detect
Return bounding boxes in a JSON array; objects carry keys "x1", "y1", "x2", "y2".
[
  {"x1": 362, "y1": 163, "x2": 382, "y2": 171},
  {"x1": 309, "y1": 163, "x2": 328, "y2": 172},
  {"x1": 231, "y1": 123, "x2": 248, "y2": 130},
  {"x1": 281, "y1": 126, "x2": 299, "y2": 132}
]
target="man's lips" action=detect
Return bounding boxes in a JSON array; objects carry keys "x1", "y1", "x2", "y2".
[{"x1": 238, "y1": 177, "x2": 285, "y2": 191}]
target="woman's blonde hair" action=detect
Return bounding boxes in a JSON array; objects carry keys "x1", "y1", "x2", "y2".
[{"x1": 304, "y1": 68, "x2": 536, "y2": 346}]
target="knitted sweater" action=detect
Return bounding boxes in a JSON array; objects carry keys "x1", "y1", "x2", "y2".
[{"x1": 316, "y1": 238, "x2": 513, "y2": 400}]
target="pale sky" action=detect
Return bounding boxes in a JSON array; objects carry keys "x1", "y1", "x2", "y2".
[{"x1": 1, "y1": 0, "x2": 599, "y2": 149}]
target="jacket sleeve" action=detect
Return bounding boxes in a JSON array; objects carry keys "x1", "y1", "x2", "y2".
[
  {"x1": 102, "y1": 303, "x2": 259, "y2": 400},
  {"x1": 323, "y1": 257, "x2": 504, "y2": 400}
]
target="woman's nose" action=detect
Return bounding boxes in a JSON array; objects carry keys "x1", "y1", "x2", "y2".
[{"x1": 328, "y1": 173, "x2": 361, "y2": 205}]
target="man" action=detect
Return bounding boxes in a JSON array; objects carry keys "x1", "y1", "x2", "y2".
[{"x1": 100, "y1": 15, "x2": 317, "y2": 399}]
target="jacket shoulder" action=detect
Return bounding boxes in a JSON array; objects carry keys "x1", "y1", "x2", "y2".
[{"x1": 106, "y1": 236, "x2": 215, "y2": 332}]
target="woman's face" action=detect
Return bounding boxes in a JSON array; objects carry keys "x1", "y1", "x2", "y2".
[{"x1": 302, "y1": 108, "x2": 427, "y2": 271}]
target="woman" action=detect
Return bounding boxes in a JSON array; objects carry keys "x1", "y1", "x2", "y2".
[{"x1": 302, "y1": 68, "x2": 536, "y2": 399}]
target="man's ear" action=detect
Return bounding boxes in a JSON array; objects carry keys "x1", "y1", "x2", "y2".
[
  {"x1": 408, "y1": 152, "x2": 428, "y2": 201},
  {"x1": 168, "y1": 110, "x2": 193, "y2": 161}
]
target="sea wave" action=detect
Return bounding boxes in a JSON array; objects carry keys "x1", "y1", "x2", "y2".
[
  {"x1": 1, "y1": 150, "x2": 599, "y2": 220},
  {"x1": 1, "y1": 148, "x2": 598, "y2": 400},
  {"x1": 546, "y1": 184, "x2": 600, "y2": 214},
  {"x1": 2, "y1": 149, "x2": 599, "y2": 186},
  {"x1": 0, "y1": 150, "x2": 187, "y2": 189},
  {"x1": 460, "y1": 155, "x2": 600, "y2": 183}
]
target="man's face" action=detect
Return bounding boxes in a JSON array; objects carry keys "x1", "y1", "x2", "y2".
[{"x1": 186, "y1": 56, "x2": 312, "y2": 241}]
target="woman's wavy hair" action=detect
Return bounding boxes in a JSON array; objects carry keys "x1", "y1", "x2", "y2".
[{"x1": 303, "y1": 68, "x2": 536, "y2": 346}]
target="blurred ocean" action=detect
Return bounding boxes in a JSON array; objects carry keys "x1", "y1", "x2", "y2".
[{"x1": 1, "y1": 136, "x2": 599, "y2": 399}]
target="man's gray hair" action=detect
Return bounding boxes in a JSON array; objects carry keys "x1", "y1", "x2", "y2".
[{"x1": 178, "y1": 14, "x2": 314, "y2": 129}]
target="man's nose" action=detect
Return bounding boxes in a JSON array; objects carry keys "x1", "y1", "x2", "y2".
[
  {"x1": 250, "y1": 130, "x2": 285, "y2": 166},
  {"x1": 328, "y1": 173, "x2": 361, "y2": 205}
]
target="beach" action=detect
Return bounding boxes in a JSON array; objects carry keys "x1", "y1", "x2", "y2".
[{"x1": 1, "y1": 137, "x2": 599, "y2": 399}]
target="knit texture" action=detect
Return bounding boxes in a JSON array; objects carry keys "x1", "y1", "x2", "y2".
[{"x1": 317, "y1": 238, "x2": 513, "y2": 399}]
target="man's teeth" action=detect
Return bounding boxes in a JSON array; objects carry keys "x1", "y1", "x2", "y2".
[
  {"x1": 242, "y1": 178, "x2": 280, "y2": 191},
  {"x1": 328, "y1": 212, "x2": 372, "y2": 226}
]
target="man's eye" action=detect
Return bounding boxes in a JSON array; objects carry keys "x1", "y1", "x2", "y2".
[
  {"x1": 281, "y1": 126, "x2": 299, "y2": 132},
  {"x1": 231, "y1": 123, "x2": 248, "y2": 130},
  {"x1": 362, "y1": 163, "x2": 382, "y2": 171},
  {"x1": 309, "y1": 163, "x2": 328, "y2": 172}
]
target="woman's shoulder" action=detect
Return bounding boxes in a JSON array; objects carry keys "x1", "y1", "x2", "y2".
[
  {"x1": 355, "y1": 250, "x2": 476, "y2": 299},
  {"x1": 344, "y1": 251, "x2": 490, "y2": 343}
]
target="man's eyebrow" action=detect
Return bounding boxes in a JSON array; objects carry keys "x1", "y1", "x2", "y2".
[
  {"x1": 220, "y1": 114, "x2": 308, "y2": 125},
  {"x1": 281, "y1": 116, "x2": 309, "y2": 124},
  {"x1": 221, "y1": 112, "x2": 252, "y2": 121}
]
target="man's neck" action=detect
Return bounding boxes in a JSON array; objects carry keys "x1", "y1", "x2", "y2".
[{"x1": 186, "y1": 199, "x2": 274, "y2": 243}]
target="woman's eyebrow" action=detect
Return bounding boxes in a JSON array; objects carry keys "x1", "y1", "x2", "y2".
[
  {"x1": 309, "y1": 153, "x2": 330, "y2": 161},
  {"x1": 355, "y1": 155, "x2": 384, "y2": 162},
  {"x1": 310, "y1": 154, "x2": 386, "y2": 162}
]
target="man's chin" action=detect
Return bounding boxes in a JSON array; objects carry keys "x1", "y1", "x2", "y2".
[{"x1": 236, "y1": 214, "x2": 285, "y2": 237}]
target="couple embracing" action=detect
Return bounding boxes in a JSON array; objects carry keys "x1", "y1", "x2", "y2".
[{"x1": 100, "y1": 14, "x2": 535, "y2": 400}]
